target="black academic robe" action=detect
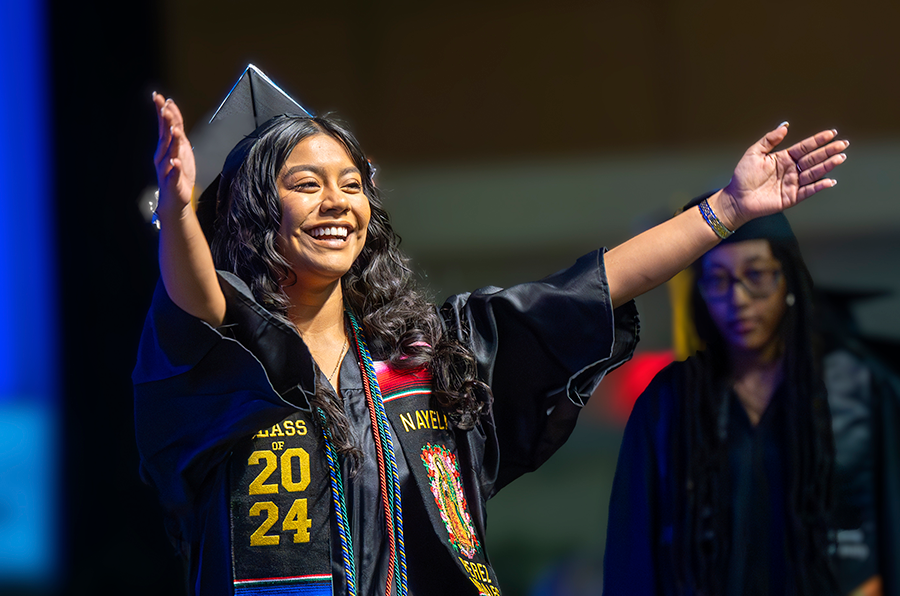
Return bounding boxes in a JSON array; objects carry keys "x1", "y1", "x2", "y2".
[
  {"x1": 604, "y1": 351, "x2": 900, "y2": 596},
  {"x1": 825, "y1": 347, "x2": 900, "y2": 596},
  {"x1": 602, "y1": 360, "x2": 797, "y2": 596},
  {"x1": 133, "y1": 249, "x2": 639, "y2": 596}
]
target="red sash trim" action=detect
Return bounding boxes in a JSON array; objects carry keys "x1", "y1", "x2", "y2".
[{"x1": 373, "y1": 360, "x2": 432, "y2": 401}]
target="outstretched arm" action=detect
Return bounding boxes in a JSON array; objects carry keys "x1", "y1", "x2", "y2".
[
  {"x1": 152, "y1": 93, "x2": 226, "y2": 326},
  {"x1": 605, "y1": 123, "x2": 848, "y2": 307}
]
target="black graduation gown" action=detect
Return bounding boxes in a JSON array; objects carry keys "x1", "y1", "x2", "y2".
[
  {"x1": 825, "y1": 347, "x2": 900, "y2": 596},
  {"x1": 133, "y1": 249, "x2": 639, "y2": 596},
  {"x1": 604, "y1": 351, "x2": 900, "y2": 596},
  {"x1": 602, "y1": 360, "x2": 795, "y2": 596}
]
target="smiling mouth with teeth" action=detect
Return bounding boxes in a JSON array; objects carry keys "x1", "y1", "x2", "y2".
[{"x1": 308, "y1": 226, "x2": 350, "y2": 240}]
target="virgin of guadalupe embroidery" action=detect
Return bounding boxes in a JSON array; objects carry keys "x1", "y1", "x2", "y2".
[{"x1": 420, "y1": 443, "x2": 480, "y2": 559}]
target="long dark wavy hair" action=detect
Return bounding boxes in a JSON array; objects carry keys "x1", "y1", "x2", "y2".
[
  {"x1": 209, "y1": 115, "x2": 490, "y2": 459},
  {"x1": 673, "y1": 236, "x2": 836, "y2": 595}
]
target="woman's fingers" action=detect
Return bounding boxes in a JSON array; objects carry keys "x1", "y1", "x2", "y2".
[
  {"x1": 153, "y1": 91, "x2": 166, "y2": 138},
  {"x1": 151, "y1": 93, "x2": 196, "y2": 216},
  {"x1": 785, "y1": 129, "x2": 839, "y2": 161},
  {"x1": 153, "y1": 95, "x2": 194, "y2": 180},
  {"x1": 155, "y1": 123, "x2": 179, "y2": 180},
  {"x1": 160, "y1": 125, "x2": 196, "y2": 208},
  {"x1": 154, "y1": 100, "x2": 176, "y2": 167},
  {"x1": 163, "y1": 157, "x2": 182, "y2": 188},
  {"x1": 154, "y1": 96, "x2": 188, "y2": 159},
  {"x1": 160, "y1": 127, "x2": 189, "y2": 180},
  {"x1": 165, "y1": 98, "x2": 186, "y2": 129},
  {"x1": 798, "y1": 151, "x2": 848, "y2": 186},
  {"x1": 756, "y1": 122, "x2": 790, "y2": 154},
  {"x1": 797, "y1": 177, "x2": 837, "y2": 202},
  {"x1": 770, "y1": 128, "x2": 849, "y2": 198},
  {"x1": 796, "y1": 139, "x2": 850, "y2": 173},
  {"x1": 153, "y1": 92, "x2": 171, "y2": 139},
  {"x1": 159, "y1": 133, "x2": 179, "y2": 177},
  {"x1": 154, "y1": 94, "x2": 177, "y2": 146},
  {"x1": 154, "y1": 129, "x2": 171, "y2": 167}
]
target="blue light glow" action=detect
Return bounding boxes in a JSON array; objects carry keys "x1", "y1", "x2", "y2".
[{"x1": 0, "y1": 0, "x2": 58, "y2": 585}]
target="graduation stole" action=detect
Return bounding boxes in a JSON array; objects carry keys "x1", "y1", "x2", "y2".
[
  {"x1": 379, "y1": 364, "x2": 503, "y2": 596},
  {"x1": 230, "y1": 313, "x2": 501, "y2": 596}
]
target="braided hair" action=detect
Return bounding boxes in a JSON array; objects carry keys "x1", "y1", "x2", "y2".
[{"x1": 672, "y1": 234, "x2": 836, "y2": 595}]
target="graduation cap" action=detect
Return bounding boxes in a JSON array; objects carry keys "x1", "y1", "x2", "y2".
[
  {"x1": 192, "y1": 64, "x2": 313, "y2": 193},
  {"x1": 814, "y1": 286, "x2": 900, "y2": 372},
  {"x1": 815, "y1": 286, "x2": 892, "y2": 339},
  {"x1": 188, "y1": 64, "x2": 313, "y2": 238}
]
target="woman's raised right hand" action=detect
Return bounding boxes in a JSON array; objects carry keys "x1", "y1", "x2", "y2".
[
  {"x1": 152, "y1": 92, "x2": 196, "y2": 219},
  {"x1": 151, "y1": 92, "x2": 226, "y2": 326}
]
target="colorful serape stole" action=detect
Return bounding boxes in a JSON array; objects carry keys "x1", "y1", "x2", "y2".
[
  {"x1": 374, "y1": 360, "x2": 432, "y2": 405},
  {"x1": 233, "y1": 575, "x2": 332, "y2": 596}
]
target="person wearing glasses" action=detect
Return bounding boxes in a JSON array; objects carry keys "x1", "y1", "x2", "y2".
[{"x1": 603, "y1": 206, "x2": 839, "y2": 595}]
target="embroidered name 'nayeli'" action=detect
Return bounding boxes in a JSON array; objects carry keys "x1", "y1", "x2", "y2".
[
  {"x1": 252, "y1": 420, "x2": 307, "y2": 439},
  {"x1": 459, "y1": 557, "x2": 500, "y2": 596},
  {"x1": 399, "y1": 408, "x2": 449, "y2": 433}
]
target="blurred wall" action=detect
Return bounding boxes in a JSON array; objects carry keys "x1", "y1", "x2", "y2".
[{"x1": 158, "y1": 0, "x2": 899, "y2": 163}]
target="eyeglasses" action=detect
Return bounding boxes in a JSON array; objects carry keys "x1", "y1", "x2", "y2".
[{"x1": 697, "y1": 267, "x2": 784, "y2": 300}]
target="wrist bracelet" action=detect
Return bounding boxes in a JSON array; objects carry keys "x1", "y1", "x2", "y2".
[
  {"x1": 151, "y1": 189, "x2": 161, "y2": 229},
  {"x1": 698, "y1": 198, "x2": 734, "y2": 240}
]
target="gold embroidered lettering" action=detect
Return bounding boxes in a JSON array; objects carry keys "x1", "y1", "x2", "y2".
[
  {"x1": 271, "y1": 441, "x2": 285, "y2": 451},
  {"x1": 283, "y1": 420, "x2": 295, "y2": 436},
  {"x1": 249, "y1": 502, "x2": 279, "y2": 546},
  {"x1": 477, "y1": 562, "x2": 490, "y2": 582},
  {"x1": 458, "y1": 557, "x2": 473, "y2": 574},
  {"x1": 248, "y1": 451, "x2": 279, "y2": 495},
  {"x1": 457, "y1": 557, "x2": 499, "y2": 593},
  {"x1": 280, "y1": 447, "x2": 311, "y2": 492},
  {"x1": 282, "y1": 498, "x2": 311, "y2": 543},
  {"x1": 270, "y1": 423, "x2": 285, "y2": 437},
  {"x1": 295, "y1": 420, "x2": 307, "y2": 436},
  {"x1": 254, "y1": 428, "x2": 270, "y2": 439},
  {"x1": 400, "y1": 410, "x2": 451, "y2": 433}
]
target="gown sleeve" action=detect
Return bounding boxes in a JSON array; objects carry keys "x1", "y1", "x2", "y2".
[
  {"x1": 441, "y1": 249, "x2": 639, "y2": 493},
  {"x1": 132, "y1": 273, "x2": 314, "y2": 535},
  {"x1": 602, "y1": 366, "x2": 676, "y2": 596}
]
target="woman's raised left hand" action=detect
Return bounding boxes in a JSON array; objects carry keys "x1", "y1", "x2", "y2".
[
  {"x1": 153, "y1": 92, "x2": 197, "y2": 221},
  {"x1": 714, "y1": 123, "x2": 849, "y2": 230}
]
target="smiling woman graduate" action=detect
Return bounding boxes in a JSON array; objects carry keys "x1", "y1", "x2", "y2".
[{"x1": 134, "y1": 66, "x2": 848, "y2": 596}]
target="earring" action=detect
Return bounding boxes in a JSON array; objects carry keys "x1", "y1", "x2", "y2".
[{"x1": 785, "y1": 293, "x2": 796, "y2": 307}]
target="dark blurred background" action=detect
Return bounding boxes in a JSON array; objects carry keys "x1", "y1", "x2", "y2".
[{"x1": 1, "y1": 0, "x2": 899, "y2": 594}]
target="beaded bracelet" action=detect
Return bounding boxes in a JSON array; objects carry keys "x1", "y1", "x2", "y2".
[{"x1": 698, "y1": 198, "x2": 734, "y2": 240}]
